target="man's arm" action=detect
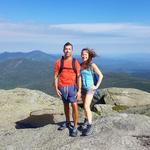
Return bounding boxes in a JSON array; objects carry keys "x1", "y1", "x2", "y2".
[
  {"x1": 77, "y1": 74, "x2": 81, "y2": 99},
  {"x1": 76, "y1": 60, "x2": 81, "y2": 100},
  {"x1": 54, "y1": 60, "x2": 62, "y2": 97},
  {"x1": 54, "y1": 74, "x2": 62, "y2": 97}
]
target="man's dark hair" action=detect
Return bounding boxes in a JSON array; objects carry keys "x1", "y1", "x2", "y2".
[{"x1": 63, "y1": 42, "x2": 73, "y2": 51}]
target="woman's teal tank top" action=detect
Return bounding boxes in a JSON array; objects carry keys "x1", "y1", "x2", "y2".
[{"x1": 81, "y1": 68, "x2": 94, "y2": 90}]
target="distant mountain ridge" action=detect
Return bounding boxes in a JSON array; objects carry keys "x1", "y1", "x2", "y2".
[
  {"x1": 0, "y1": 50, "x2": 149, "y2": 94},
  {"x1": 0, "y1": 58, "x2": 55, "y2": 95},
  {"x1": 0, "y1": 50, "x2": 150, "y2": 72},
  {"x1": 0, "y1": 50, "x2": 60, "y2": 95},
  {"x1": 0, "y1": 50, "x2": 59, "y2": 62}
]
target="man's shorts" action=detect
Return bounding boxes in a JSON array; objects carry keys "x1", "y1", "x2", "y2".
[{"x1": 59, "y1": 85, "x2": 77, "y2": 103}]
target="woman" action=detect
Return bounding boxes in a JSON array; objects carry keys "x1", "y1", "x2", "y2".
[{"x1": 80, "y1": 48, "x2": 103, "y2": 136}]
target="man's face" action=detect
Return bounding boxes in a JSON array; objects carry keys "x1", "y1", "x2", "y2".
[{"x1": 63, "y1": 45, "x2": 73, "y2": 57}]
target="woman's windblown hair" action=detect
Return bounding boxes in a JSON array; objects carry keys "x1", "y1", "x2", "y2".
[{"x1": 81, "y1": 48, "x2": 97, "y2": 69}]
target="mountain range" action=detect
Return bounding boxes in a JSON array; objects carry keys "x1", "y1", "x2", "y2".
[{"x1": 0, "y1": 50, "x2": 150, "y2": 94}]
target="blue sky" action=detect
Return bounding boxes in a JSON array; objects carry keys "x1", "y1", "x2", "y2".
[{"x1": 0, "y1": 0, "x2": 150, "y2": 55}]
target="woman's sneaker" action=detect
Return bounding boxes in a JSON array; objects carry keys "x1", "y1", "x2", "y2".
[
  {"x1": 58, "y1": 122, "x2": 70, "y2": 130},
  {"x1": 81, "y1": 118, "x2": 88, "y2": 129},
  {"x1": 70, "y1": 127, "x2": 78, "y2": 137},
  {"x1": 82, "y1": 124, "x2": 93, "y2": 136}
]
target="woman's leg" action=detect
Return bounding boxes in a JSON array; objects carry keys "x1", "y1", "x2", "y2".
[
  {"x1": 84, "y1": 93, "x2": 94, "y2": 124},
  {"x1": 82, "y1": 94, "x2": 88, "y2": 120}
]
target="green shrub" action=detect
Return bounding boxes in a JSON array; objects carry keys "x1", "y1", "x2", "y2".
[{"x1": 112, "y1": 105, "x2": 129, "y2": 112}]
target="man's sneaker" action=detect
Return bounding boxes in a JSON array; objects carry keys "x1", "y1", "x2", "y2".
[
  {"x1": 82, "y1": 124, "x2": 93, "y2": 136},
  {"x1": 81, "y1": 118, "x2": 88, "y2": 129},
  {"x1": 70, "y1": 127, "x2": 78, "y2": 137},
  {"x1": 58, "y1": 122, "x2": 70, "y2": 130}
]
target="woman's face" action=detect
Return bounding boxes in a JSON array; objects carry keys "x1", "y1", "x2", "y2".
[{"x1": 81, "y1": 50, "x2": 89, "y2": 62}]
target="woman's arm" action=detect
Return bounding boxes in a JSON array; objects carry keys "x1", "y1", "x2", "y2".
[{"x1": 91, "y1": 63, "x2": 103, "y2": 89}]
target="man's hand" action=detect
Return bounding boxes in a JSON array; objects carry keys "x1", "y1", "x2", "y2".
[
  {"x1": 76, "y1": 90, "x2": 81, "y2": 100},
  {"x1": 56, "y1": 88, "x2": 62, "y2": 97}
]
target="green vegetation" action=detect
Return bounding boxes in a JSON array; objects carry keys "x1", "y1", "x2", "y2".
[
  {"x1": 0, "y1": 51, "x2": 150, "y2": 95},
  {"x1": 77, "y1": 103, "x2": 84, "y2": 112},
  {"x1": 95, "y1": 110, "x2": 101, "y2": 116},
  {"x1": 0, "y1": 58, "x2": 55, "y2": 95},
  {"x1": 0, "y1": 59, "x2": 150, "y2": 95},
  {"x1": 100, "y1": 72, "x2": 150, "y2": 93},
  {"x1": 112, "y1": 105, "x2": 129, "y2": 112}
]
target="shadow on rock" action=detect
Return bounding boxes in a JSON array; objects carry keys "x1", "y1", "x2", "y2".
[
  {"x1": 133, "y1": 135, "x2": 150, "y2": 147},
  {"x1": 15, "y1": 114, "x2": 55, "y2": 129},
  {"x1": 15, "y1": 109, "x2": 64, "y2": 129}
]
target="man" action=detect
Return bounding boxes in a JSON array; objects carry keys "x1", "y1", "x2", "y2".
[{"x1": 54, "y1": 42, "x2": 81, "y2": 137}]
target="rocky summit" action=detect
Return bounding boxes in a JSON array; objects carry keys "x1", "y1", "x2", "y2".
[
  {"x1": 0, "y1": 88, "x2": 150, "y2": 150},
  {"x1": 93, "y1": 88, "x2": 150, "y2": 106}
]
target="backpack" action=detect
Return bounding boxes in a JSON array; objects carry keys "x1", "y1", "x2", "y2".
[
  {"x1": 90, "y1": 64, "x2": 99, "y2": 86},
  {"x1": 90, "y1": 65, "x2": 100, "y2": 97},
  {"x1": 58, "y1": 56, "x2": 77, "y2": 76},
  {"x1": 93, "y1": 72, "x2": 99, "y2": 86}
]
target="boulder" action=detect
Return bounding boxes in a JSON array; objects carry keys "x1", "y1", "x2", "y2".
[
  {"x1": 94, "y1": 104, "x2": 116, "y2": 115},
  {"x1": 1, "y1": 113, "x2": 150, "y2": 150},
  {"x1": 1, "y1": 88, "x2": 150, "y2": 150},
  {"x1": 122, "y1": 104, "x2": 150, "y2": 117},
  {"x1": 0, "y1": 88, "x2": 64, "y2": 130},
  {"x1": 93, "y1": 88, "x2": 150, "y2": 107}
]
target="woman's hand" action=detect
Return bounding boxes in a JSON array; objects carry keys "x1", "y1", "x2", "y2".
[{"x1": 91, "y1": 85, "x2": 97, "y2": 91}]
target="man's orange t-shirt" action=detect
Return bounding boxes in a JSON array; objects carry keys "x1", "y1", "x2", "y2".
[{"x1": 54, "y1": 58, "x2": 80, "y2": 88}]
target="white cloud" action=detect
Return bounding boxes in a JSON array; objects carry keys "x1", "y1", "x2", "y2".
[
  {"x1": 49, "y1": 23, "x2": 150, "y2": 38},
  {"x1": 0, "y1": 21, "x2": 150, "y2": 54}
]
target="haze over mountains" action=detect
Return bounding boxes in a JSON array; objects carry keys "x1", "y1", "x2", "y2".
[
  {"x1": 0, "y1": 50, "x2": 58, "y2": 62},
  {"x1": 0, "y1": 50, "x2": 149, "y2": 95}
]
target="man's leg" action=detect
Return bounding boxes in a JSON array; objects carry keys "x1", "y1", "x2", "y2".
[
  {"x1": 58, "y1": 103, "x2": 70, "y2": 130},
  {"x1": 71, "y1": 102, "x2": 78, "y2": 128},
  {"x1": 64, "y1": 103, "x2": 70, "y2": 122},
  {"x1": 67, "y1": 86, "x2": 79, "y2": 137},
  {"x1": 58, "y1": 86, "x2": 71, "y2": 130}
]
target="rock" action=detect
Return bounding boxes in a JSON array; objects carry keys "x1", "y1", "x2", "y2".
[
  {"x1": 94, "y1": 104, "x2": 116, "y2": 115},
  {"x1": 1, "y1": 88, "x2": 150, "y2": 150},
  {"x1": 93, "y1": 88, "x2": 150, "y2": 107},
  {"x1": 1, "y1": 113, "x2": 150, "y2": 150},
  {"x1": 122, "y1": 104, "x2": 150, "y2": 117},
  {"x1": 15, "y1": 109, "x2": 64, "y2": 128},
  {"x1": 0, "y1": 88, "x2": 64, "y2": 130},
  {"x1": 58, "y1": 113, "x2": 150, "y2": 150}
]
